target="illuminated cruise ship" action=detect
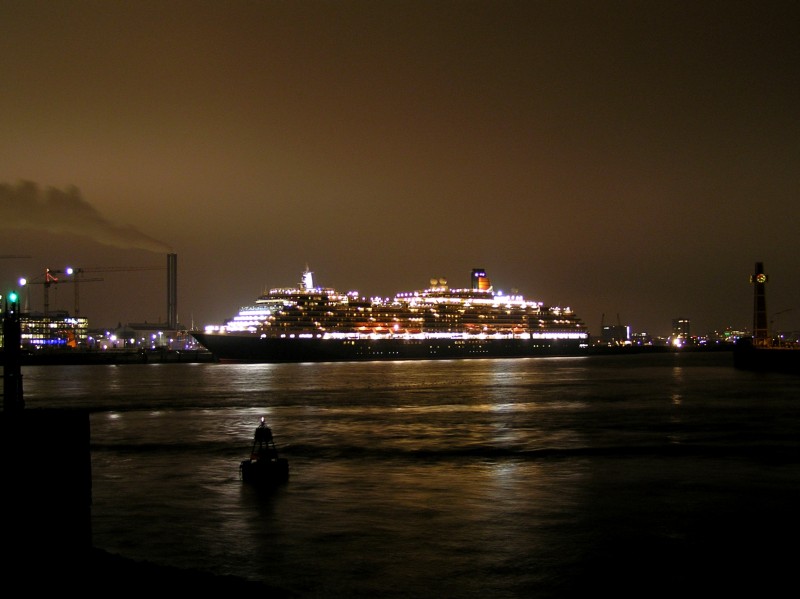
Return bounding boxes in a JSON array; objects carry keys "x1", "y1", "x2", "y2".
[{"x1": 191, "y1": 267, "x2": 590, "y2": 362}]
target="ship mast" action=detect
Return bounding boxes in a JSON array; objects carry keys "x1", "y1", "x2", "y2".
[{"x1": 302, "y1": 265, "x2": 314, "y2": 290}]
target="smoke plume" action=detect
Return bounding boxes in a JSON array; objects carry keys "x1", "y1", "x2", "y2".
[{"x1": 0, "y1": 180, "x2": 172, "y2": 253}]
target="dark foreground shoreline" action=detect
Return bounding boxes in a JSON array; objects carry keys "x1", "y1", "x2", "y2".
[
  {"x1": 1, "y1": 407, "x2": 291, "y2": 596},
  {"x1": 6, "y1": 546, "x2": 294, "y2": 596}
]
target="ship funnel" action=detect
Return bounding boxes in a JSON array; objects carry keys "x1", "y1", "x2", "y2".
[{"x1": 471, "y1": 268, "x2": 490, "y2": 291}]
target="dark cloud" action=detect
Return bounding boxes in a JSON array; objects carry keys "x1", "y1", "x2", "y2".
[{"x1": 0, "y1": 181, "x2": 172, "y2": 254}]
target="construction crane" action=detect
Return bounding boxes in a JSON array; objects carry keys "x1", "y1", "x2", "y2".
[
  {"x1": 74, "y1": 266, "x2": 166, "y2": 273},
  {"x1": 23, "y1": 265, "x2": 165, "y2": 317},
  {"x1": 70, "y1": 265, "x2": 165, "y2": 317},
  {"x1": 771, "y1": 308, "x2": 794, "y2": 340},
  {"x1": 24, "y1": 268, "x2": 103, "y2": 317}
]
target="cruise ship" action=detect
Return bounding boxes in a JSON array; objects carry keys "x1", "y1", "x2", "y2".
[{"x1": 191, "y1": 267, "x2": 590, "y2": 362}]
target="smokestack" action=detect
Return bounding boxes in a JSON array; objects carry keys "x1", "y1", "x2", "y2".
[
  {"x1": 167, "y1": 253, "x2": 177, "y2": 329},
  {"x1": 471, "y1": 268, "x2": 490, "y2": 291}
]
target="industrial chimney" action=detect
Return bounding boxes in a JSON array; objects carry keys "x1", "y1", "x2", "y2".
[{"x1": 167, "y1": 253, "x2": 177, "y2": 329}]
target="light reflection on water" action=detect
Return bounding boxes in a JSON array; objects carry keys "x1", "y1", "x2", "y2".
[{"x1": 17, "y1": 352, "x2": 800, "y2": 597}]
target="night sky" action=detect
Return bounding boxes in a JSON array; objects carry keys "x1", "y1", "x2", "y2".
[{"x1": 1, "y1": 1, "x2": 798, "y2": 337}]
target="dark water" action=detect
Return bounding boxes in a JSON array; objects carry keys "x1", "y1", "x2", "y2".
[{"x1": 18, "y1": 352, "x2": 800, "y2": 597}]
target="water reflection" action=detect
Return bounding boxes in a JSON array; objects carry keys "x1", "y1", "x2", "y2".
[{"x1": 23, "y1": 352, "x2": 800, "y2": 597}]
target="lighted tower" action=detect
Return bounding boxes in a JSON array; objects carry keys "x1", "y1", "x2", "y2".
[
  {"x1": 3, "y1": 290, "x2": 23, "y2": 410},
  {"x1": 750, "y1": 262, "x2": 768, "y2": 346}
]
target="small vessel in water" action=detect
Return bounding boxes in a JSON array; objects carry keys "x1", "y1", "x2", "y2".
[{"x1": 239, "y1": 417, "x2": 289, "y2": 486}]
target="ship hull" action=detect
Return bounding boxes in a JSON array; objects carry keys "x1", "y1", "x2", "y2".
[{"x1": 191, "y1": 332, "x2": 588, "y2": 363}]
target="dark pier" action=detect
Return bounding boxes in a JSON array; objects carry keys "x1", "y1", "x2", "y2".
[{"x1": 1, "y1": 294, "x2": 285, "y2": 593}]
